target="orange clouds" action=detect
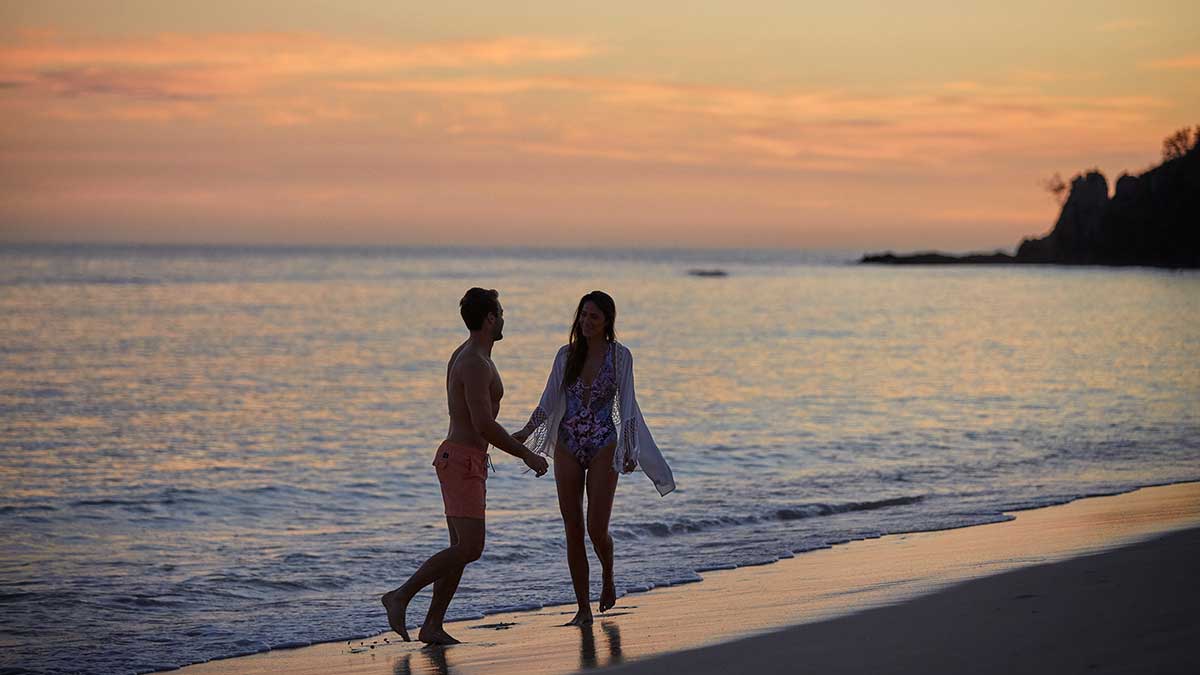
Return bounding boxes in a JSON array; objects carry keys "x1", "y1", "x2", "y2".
[
  {"x1": 1144, "y1": 54, "x2": 1200, "y2": 70},
  {"x1": 1096, "y1": 19, "x2": 1151, "y2": 33},
  {"x1": 0, "y1": 31, "x2": 598, "y2": 101},
  {"x1": 2, "y1": 30, "x2": 598, "y2": 71},
  {"x1": 0, "y1": 25, "x2": 1191, "y2": 250},
  {"x1": 336, "y1": 72, "x2": 1167, "y2": 171},
  {"x1": 0, "y1": 27, "x2": 1171, "y2": 167}
]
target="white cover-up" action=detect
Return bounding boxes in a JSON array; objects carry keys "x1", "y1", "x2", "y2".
[{"x1": 521, "y1": 342, "x2": 676, "y2": 496}]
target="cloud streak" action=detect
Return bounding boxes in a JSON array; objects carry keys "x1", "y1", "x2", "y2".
[
  {"x1": 0, "y1": 31, "x2": 599, "y2": 100},
  {"x1": 1143, "y1": 54, "x2": 1200, "y2": 70},
  {"x1": 1096, "y1": 19, "x2": 1150, "y2": 33},
  {"x1": 2, "y1": 31, "x2": 598, "y2": 70}
]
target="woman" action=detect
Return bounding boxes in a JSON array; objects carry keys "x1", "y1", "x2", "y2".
[{"x1": 514, "y1": 291, "x2": 675, "y2": 626}]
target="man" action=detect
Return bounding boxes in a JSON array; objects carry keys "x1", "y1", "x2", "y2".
[{"x1": 382, "y1": 287, "x2": 549, "y2": 645}]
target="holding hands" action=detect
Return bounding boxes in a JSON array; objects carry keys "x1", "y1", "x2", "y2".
[
  {"x1": 522, "y1": 450, "x2": 549, "y2": 477},
  {"x1": 510, "y1": 425, "x2": 546, "y2": 476}
]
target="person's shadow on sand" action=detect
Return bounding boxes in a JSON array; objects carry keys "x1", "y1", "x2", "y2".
[
  {"x1": 578, "y1": 621, "x2": 624, "y2": 669},
  {"x1": 393, "y1": 645, "x2": 455, "y2": 675}
]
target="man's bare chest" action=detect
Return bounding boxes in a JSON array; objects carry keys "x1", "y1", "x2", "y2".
[{"x1": 490, "y1": 366, "x2": 504, "y2": 406}]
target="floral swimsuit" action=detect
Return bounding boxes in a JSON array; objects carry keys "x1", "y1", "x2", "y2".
[{"x1": 558, "y1": 344, "x2": 618, "y2": 468}]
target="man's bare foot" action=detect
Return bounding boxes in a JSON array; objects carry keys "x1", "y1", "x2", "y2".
[
  {"x1": 418, "y1": 626, "x2": 461, "y2": 645},
  {"x1": 382, "y1": 588, "x2": 412, "y2": 641},
  {"x1": 565, "y1": 608, "x2": 593, "y2": 626},
  {"x1": 599, "y1": 576, "x2": 617, "y2": 613}
]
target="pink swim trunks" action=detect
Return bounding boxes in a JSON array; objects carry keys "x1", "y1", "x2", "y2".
[{"x1": 433, "y1": 440, "x2": 488, "y2": 520}]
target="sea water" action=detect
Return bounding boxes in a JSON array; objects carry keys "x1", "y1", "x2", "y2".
[{"x1": 1, "y1": 244, "x2": 1198, "y2": 674}]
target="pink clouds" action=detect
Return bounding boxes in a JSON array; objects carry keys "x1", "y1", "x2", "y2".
[
  {"x1": 27, "y1": 66, "x2": 228, "y2": 100},
  {"x1": 0, "y1": 27, "x2": 1172, "y2": 166},
  {"x1": 337, "y1": 72, "x2": 1167, "y2": 171},
  {"x1": 0, "y1": 31, "x2": 599, "y2": 101},
  {"x1": 1, "y1": 31, "x2": 598, "y2": 71},
  {"x1": 0, "y1": 25, "x2": 1190, "y2": 249}
]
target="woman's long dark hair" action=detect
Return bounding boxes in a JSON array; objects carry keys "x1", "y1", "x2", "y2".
[{"x1": 564, "y1": 291, "x2": 616, "y2": 388}]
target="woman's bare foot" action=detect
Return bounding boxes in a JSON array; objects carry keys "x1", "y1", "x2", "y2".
[
  {"x1": 565, "y1": 607, "x2": 593, "y2": 626},
  {"x1": 381, "y1": 588, "x2": 413, "y2": 641},
  {"x1": 599, "y1": 574, "x2": 617, "y2": 613},
  {"x1": 418, "y1": 626, "x2": 461, "y2": 645}
]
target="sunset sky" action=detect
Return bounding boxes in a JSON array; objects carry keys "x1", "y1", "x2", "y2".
[{"x1": 1, "y1": 1, "x2": 1197, "y2": 250}]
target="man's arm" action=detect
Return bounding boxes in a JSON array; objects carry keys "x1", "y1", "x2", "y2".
[{"x1": 462, "y1": 358, "x2": 549, "y2": 476}]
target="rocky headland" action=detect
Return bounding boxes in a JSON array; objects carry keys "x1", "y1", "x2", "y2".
[{"x1": 861, "y1": 133, "x2": 1199, "y2": 268}]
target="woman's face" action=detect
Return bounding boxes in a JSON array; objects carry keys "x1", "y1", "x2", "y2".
[{"x1": 578, "y1": 301, "x2": 606, "y2": 338}]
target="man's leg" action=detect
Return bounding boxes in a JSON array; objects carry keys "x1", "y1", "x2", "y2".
[
  {"x1": 382, "y1": 516, "x2": 484, "y2": 641},
  {"x1": 419, "y1": 516, "x2": 484, "y2": 644}
]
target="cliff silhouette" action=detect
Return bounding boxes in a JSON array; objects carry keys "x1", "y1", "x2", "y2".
[{"x1": 862, "y1": 134, "x2": 1200, "y2": 268}]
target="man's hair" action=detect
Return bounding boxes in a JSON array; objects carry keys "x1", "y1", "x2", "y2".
[{"x1": 460, "y1": 288, "x2": 500, "y2": 330}]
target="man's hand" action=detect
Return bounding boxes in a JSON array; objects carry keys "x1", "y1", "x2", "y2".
[
  {"x1": 523, "y1": 451, "x2": 549, "y2": 477},
  {"x1": 512, "y1": 427, "x2": 530, "y2": 443},
  {"x1": 622, "y1": 456, "x2": 637, "y2": 473}
]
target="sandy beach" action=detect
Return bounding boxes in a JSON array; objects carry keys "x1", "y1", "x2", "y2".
[
  {"x1": 172, "y1": 481, "x2": 1200, "y2": 675},
  {"x1": 607, "y1": 526, "x2": 1200, "y2": 675}
]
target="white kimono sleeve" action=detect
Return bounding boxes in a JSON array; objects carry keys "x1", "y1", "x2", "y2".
[
  {"x1": 613, "y1": 343, "x2": 676, "y2": 496},
  {"x1": 521, "y1": 346, "x2": 568, "y2": 458}
]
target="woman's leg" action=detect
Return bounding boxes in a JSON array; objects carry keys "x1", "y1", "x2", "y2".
[
  {"x1": 586, "y1": 443, "x2": 620, "y2": 612},
  {"x1": 555, "y1": 448, "x2": 592, "y2": 625}
]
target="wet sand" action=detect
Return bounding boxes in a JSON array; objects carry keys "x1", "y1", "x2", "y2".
[
  {"x1": 607, "y1": 525, "x2": 1200, "y2": 675},
  {"x1": 173, "y1": 482, "x2": 1200, "y2": 675}
]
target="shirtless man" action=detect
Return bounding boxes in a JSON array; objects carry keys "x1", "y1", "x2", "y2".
[{"x1": 382, "y1": 287, "x2": 549, "y2": 645}]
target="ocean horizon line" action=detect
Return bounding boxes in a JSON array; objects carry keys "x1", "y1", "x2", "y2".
[
  {"x1": 0, "y1": 238, "x2": 1018, "y2": 258},
  {"x1": 0, "y1": 240, "x2": 872, "y2": 265}
]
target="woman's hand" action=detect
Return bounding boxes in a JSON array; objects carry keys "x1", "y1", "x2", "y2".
[{"x1": 622, "y1": 456, "x2": 637, "y2": 473}]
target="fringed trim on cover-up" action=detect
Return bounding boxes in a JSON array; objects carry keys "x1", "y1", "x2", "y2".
[
  {"x1": 617, "y1": 416, "x2": 639, "y2": 471},
  {"x1": 524, "y1": 406, "x2": 550, "y2": 457}
]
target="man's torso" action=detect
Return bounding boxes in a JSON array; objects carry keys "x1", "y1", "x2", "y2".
[{"x1": 445, "y1": 340, "x2": 502, "y2": 450}]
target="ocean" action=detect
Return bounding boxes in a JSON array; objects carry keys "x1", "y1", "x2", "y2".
[{"x1": 2, "y1": 243, "x2": 1198, "y2": 675}]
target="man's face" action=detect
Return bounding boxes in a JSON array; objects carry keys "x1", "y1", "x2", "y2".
[{"x1": 490, "y1": 304, "x2": 505, "y2": 341}]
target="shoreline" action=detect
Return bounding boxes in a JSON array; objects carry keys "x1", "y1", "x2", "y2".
[
  {"x1": 607, "y1": 525, "x2": 1200, "y2": 675},
  {"x1": 171, "y1": 481, "x2": 1200, "y2": 675}
]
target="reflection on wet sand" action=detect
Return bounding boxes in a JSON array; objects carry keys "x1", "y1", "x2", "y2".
[
  {"x1": 383, "y1": 618, "x2": 623, "y2": 675},
  {"x1": 385, "y1": 620, "x2": 622, "y2": 675},
  {"x1": 393, "y1": 645, "x2": 454, "y2": 675},
  {"x1": 602, "y1": 621, "x2": 624, "y2": 666},
  {"x1": 578, "y1": 625, "x2": 596, "y2": 669},
  {"x1": 578, "y1": 621, "x2": 623, "y2": 669}
]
